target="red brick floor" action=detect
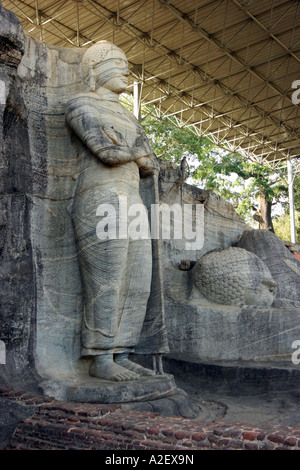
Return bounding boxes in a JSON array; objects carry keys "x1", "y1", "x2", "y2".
[{"x1": 1, "y1": 388, "x2": 300, "y2": 450}]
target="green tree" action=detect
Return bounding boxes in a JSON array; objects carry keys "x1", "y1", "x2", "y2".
[
  {"x1": 273, "y1": 211, "x2": 300, "y2": 243},
  {"x1": 140, "y1": 112, "x2": 214, "y2": 165},
  {"x1": 190, "y1": 151, "x2": 290, "y2": 230},
  {"x1": 123, "y1": 97, "x2": 298, "y2": 232},
  {"x1": 273, "y1": 174, "x2": 300, "y2": 243}
]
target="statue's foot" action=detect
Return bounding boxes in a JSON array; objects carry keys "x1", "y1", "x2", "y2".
[
  {"x1": 89, "y1": 355, "x2": 140, "y2": 382},
  {"x1": 115, "y1": 353, "x2": 156, "y2": 376}
]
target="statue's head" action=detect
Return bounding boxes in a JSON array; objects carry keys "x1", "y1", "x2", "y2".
[
  {"x1": 81, "y1": 40, "x2": 129, "y2": 93},
  {"x1": 191, "y1": 247, "x2": 277, "y2": 308}
]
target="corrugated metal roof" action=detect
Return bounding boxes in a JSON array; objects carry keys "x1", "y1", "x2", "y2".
[{"x1": 2, "y1": 0, "x2": 300, "y2": 164}]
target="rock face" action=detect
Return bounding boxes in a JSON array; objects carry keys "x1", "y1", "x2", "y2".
[
  {"x1": 0, "y1": 2, "x2": 24, "y2": 67},
  {"x1": 0, "y1": 1, "x2": 37, "y2": 389},
  {"x1": 0, "y1": 4, "x2": 85, "y2": 389},
  {"x1": 158, "y1": 161, "x2": 249, "y2": 265},
  {"x1": 145, "y1": 163, "x2": 300, "y2": 367},
  {"x1": 1, "y1": 2, "x2": 300, "y2": 400},
  {"x1": 0, "y1": 3, "x2": 249, "y2": 393}
]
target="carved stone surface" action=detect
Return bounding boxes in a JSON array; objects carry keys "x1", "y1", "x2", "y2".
[
  {"x1": 1, "y1": 3, "x2": 300, "y2": 414},
  {"x1": 164, "y1": 233, "x2": 300, "y2": 366},
  {"x1": 157, "y1": 173, "x2": 300, "y2": 367},
  {"x1": 158, "y1": 161, "x2": 249, "y2": 266},
  {"x1": 0, "y1": 11, "x2": 252, "y2": 389},
  {"x1": 237, "y1": 229, "x2": 300, "y2": 305},
  {"x1": 64, "y1": 41, "x2": 168, "y2": 383},
  {"x1": 41, "y1": 374, "x2": 177, "y2": 404},
  {"x1": 165, "y1": 300, "x2": 300, "y2": 365},
  {"x1": 191, "y1": 247, "x2": 276, "y2": 308}
]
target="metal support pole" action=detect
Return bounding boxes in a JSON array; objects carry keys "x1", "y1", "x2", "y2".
[
  {"x1": 133, "y1": 80, "x2": 141, "y2": 122},
  {"x1": 287, "y1": 157, "x2": 296, "y2": 244}
]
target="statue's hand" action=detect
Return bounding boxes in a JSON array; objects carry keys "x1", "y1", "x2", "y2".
[
  {"x1": 137, "y1": 154, "x2": 160, "y2": 177},
  {"x1": 102, "y1": 125, "x2": 125, "y2": 146}
]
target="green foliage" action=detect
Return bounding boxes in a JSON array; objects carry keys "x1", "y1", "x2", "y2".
[
  {"x1": 294, "y1": 175, "x2": 300, "y2": 213},
  {"x1": 273, "y1": 211, "x2": 300, "y2": 243},
  {"x1": 141, "y1": 108, "x2": 292, "y2": 225},
  {"x1": 141, "y1": 112, "x2": 214, "y2": 163},
  {"x1": 274, "y1": 174, "x2": 300, "y2": 243},
  {"x1": 123, "y1": 96, "x2": 299, "y2": 230}
]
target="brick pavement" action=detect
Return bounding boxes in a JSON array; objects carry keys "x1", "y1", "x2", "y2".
[{"x1": 1, "y1": 388, "x2": 300, "y2": 450}]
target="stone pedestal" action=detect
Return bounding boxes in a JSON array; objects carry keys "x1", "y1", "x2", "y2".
[{"x1": 39, "y1": 374, "x2": 198, "y2": 419}]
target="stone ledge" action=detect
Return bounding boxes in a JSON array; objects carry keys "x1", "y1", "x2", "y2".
[{"x1": 1, "y1": 388, "x2": 300, "y2": 451}]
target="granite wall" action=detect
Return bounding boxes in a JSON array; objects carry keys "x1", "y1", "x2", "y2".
[
  {"x1": 0, "y1": 2, "x2": 87, "y2": 388},
  {"x1": 1, "y1": 2, "x2": 299, "y2": 397},
  {"x1": 0, "y1": 0, "x2": 36, "y2": 388}
]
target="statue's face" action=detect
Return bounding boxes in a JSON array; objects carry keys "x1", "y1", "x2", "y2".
[
  {"x1": 244, "y1": 263, "x2": 277, "y2": 308},
  {"x1": 244, "y1": 278, "x2": 277, "y2": 307},
  {"x1": 94, "y1": 49, "x2": 129, "y2": 94}
]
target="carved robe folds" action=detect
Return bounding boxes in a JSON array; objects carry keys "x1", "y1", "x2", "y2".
[{"x1": 66, "y1": 90, "x2": 169, "y2": 358}]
